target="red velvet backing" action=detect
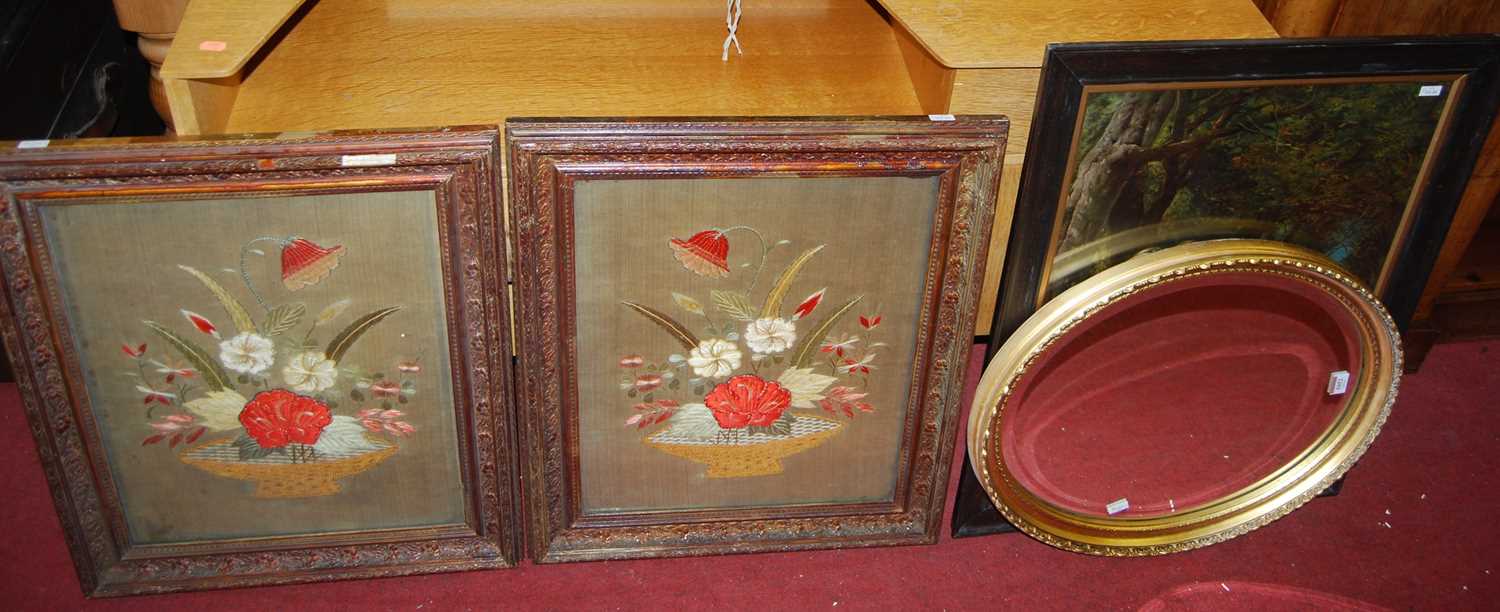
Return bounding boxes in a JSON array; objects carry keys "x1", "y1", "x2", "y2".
[{"x1": 1002, "y1": 272, "x2": 1362, "y2": 518}]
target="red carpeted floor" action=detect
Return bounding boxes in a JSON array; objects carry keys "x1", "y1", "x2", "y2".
[{"x1": 1, "y1": 340, "x2": 1496, "y2": 610}]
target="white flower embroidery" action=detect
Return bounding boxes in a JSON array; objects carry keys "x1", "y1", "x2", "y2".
[
  {"x1": 687, "y1": 338, "x2": 743, "y2": 379},
  {"x1": 219, "y1": 332, "x2": 274, "y2": 374},
  {"x1": 744, "y1": 317, "x2": 796, "y2": 354},
  {"x1": 283, "y1": 351, "x2": 338, "y2": 392}
]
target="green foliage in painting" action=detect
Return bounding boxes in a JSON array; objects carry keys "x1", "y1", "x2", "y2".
[{"x1": 1060, "y1": 81, "x2": 1448, "y2": 287}]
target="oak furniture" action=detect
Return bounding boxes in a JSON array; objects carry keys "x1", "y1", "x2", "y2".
[{"x1": 150, "y1": 0, "x2": 1276, "y2": 335}]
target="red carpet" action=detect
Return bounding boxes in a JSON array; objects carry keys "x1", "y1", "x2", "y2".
[{"x1": 1, "y1": 340, "x2": 1496, "y2": 610}]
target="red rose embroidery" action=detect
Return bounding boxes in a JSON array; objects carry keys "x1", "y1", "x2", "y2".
[
  {"x1": 238, "y1": 389, "x2": 333, "y2": 448},
  {"x1": 704, "y1": 375, "x2": 792, "y2": 429}
]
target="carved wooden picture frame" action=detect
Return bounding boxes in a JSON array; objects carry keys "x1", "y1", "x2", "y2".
[
  {"x1": 0, "y1": 127, "x2": 518, "y2": 595},
  {"x1": 507, "y1": 117, "x2": 1007, "y2": 562}
]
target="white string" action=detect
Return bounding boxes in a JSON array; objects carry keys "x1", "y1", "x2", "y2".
[{"x1": 722, "y1": 0, "x2": 743, "y2": 61}]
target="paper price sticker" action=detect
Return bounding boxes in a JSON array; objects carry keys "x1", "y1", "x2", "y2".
[
  {"x1": 1418, "y1": 85, "x2": 1444, "y2": 97},
  {"x1": 927, "y1": 114, "x2": 956, "y2": 121},
  {"x1": 1106, "y1": 498, "x2": 1130, "y2": 515},
  {"x1": 1327, "y1": 370, "x2": 1350, "y2": 395},
  {"x1": 16, "y1": 140, "x2": 49, "y2": 149},
  {"x1": 341, "y1": 154, "x2": 397, "y2": 167}
]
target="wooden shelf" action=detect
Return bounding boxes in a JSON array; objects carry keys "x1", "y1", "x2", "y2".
[
  {"x1": 875, "y1": 0, "x2": 1275, "y2": 69},
  {"x1": 192, "y1": 0, "x2": 927, "y2": 134}
]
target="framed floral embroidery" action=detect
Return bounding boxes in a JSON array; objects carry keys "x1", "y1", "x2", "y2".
[
  {"x1": 0, "y1": 128, "x2": 518, "y2": 595},
  {"x1": 507, "y1": 117, "x2": 1007, "y2": 561}
]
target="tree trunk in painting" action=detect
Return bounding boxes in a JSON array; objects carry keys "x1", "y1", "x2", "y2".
[{"x1": 1059, "y1": 90, "x2": 1248, "y2": 251}]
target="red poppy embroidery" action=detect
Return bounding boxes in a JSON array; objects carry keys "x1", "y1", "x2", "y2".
[
  {"x1": 238, "y1": 389, "x2": 333, "y2": 448},
  {"x1": 281, "y1": 238, "x2": 346, "y2": 291},
  {"x1": 669, "y1": 230, "x2": 730, "y2": 278},
  {"x1": 703, "y1": 375, "x2": 792, "y2": 429}
]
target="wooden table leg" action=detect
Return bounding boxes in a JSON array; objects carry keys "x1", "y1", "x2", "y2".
[{"x1": 110, "y1": 0, "x2": 190, "y2": 133}]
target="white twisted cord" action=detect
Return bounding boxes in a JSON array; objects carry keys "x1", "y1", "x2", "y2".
[{"x1": 722, "y1": 0, "x2": 743, "y2": 61}]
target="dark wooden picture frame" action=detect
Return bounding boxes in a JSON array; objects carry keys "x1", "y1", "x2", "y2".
[
  {"x1": 953, "y1": 36, "x2": 1500, "y2": 538},
  {"x1": 507, "y1": 117, "x2": 1006, "y2": 562},
  {"x1": 0, "y1": 127, "x2": 519, "y2": 595}
]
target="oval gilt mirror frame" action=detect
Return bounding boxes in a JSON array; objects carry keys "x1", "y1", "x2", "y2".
[{"x1": 968, "y1": 240, "x2": 1401, "y2": 555}]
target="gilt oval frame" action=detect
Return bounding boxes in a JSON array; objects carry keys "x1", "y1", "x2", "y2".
[{"x1": 968, "y1": 239, "x2": 1401, "y2": 555}]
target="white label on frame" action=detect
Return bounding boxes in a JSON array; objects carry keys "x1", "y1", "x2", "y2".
[
  {"x1": 16, "y1": 140, "x2": 49, "y2": 149},
  {"x1": 1327, "y1": 370, "x2": 1351, "y2": 395},
  {"x1": 927, "y1": 114, "x2": 956, "y2": 121},
  {"x1": 341, "y1": 153, "x2": 397, "y2": 167},
  {"x1": 1106, "y1": 498, "x2": 1130, "y2": 515},
  {"x1": 1419, "y1": 85, "x2": 1444, "y2": 97}
]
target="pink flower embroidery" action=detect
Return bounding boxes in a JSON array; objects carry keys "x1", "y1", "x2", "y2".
[
  {"x1": 370, "y1": 380, "x2": 402, "y2": 398},
  {"x1": 121, "y1": 342, "x2": 147, "y2": 358},
  {"x1": 669, "y1": 230, "x2": 730, "y2": 278},
  {"x1": 820, "y1": 333, "x2": 859, "y2": 358},
  {"x1": 840, "y1": 353, "x2": 877, "y2": 375},
  {"x1": 142, "y1": 414, "x2": 206, "y2": 448},
  {"x1": 359, "y1": 408, "x2": 416, "y2": 437},
  {"x1": 819, "y1": 386, "x2": 874, "y2": 417},
  {"x1": 634, "y1": 373, "x2": 664, "y2": 392}
]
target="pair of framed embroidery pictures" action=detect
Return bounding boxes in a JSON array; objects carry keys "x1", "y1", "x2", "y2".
[{"x1": 0, "y1": 118, "x2": 1007, "y2": 595}]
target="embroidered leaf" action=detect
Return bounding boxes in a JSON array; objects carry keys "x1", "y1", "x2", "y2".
[
  {"x1": 316, "y1": 298, "x2": 352, "y2": 325},
  {"x1": 186, "y1": 427, "x2": 207, "y2": 445},
  {"x1": 232, "y1": 434, "x2": 279, "y2": 461},
  {"x1": 777, "y1": 366, "x2": 837, "y2": 409},
  {"x1": 748, "y1": 413, "x2": 794, "y2": 436},
  {"x1": 325, "y1": 306, "x2": 402, "y2": 363},
  {"x1": 620, "y1": 301, "x2": 699, "y2": 350},
  {"x1": 261, "y1": 303, "x2": 306, "y2": 337},
  {"x1": 312, "y1": 416, "x2": 385, "y2": 455},
  {"x1": 710, "y1": 290, "x2": 757, "y2": 322},
  {"x1": 184, "y1": 389, "x2": 247, "y2": 430},
  {"x1": 760, "y1": 244, "x2": 825, "y2": 318},
  {"x1": 671, "y1": 292, "x2": 706, "y2": 316},
  {"x1": 789, "y1": 295, "x2": 863, "y2": 368},
  {"x1": 662, "y1": 404, "x2": 724, "y2": 439},
  {"x1": 142, "y1": 434, "x2": 165, "y2": 446},
  {"x1": 143, "y1": 321, "x2": 229, "y2": 392},
  {"x1": 178, "y1": 265, "x2": 256, "y2": 333},
  {"x1": 792, "y1": 288, "x2": 826, "y2": 321}
]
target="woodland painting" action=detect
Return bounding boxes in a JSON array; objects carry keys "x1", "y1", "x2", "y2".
[
  {"x1": 39, "y1": 190, "x2": 467, "y2": 544},
  {"x1": 1048, "y1": 79, "x2": 1453, "y2": 298}
]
